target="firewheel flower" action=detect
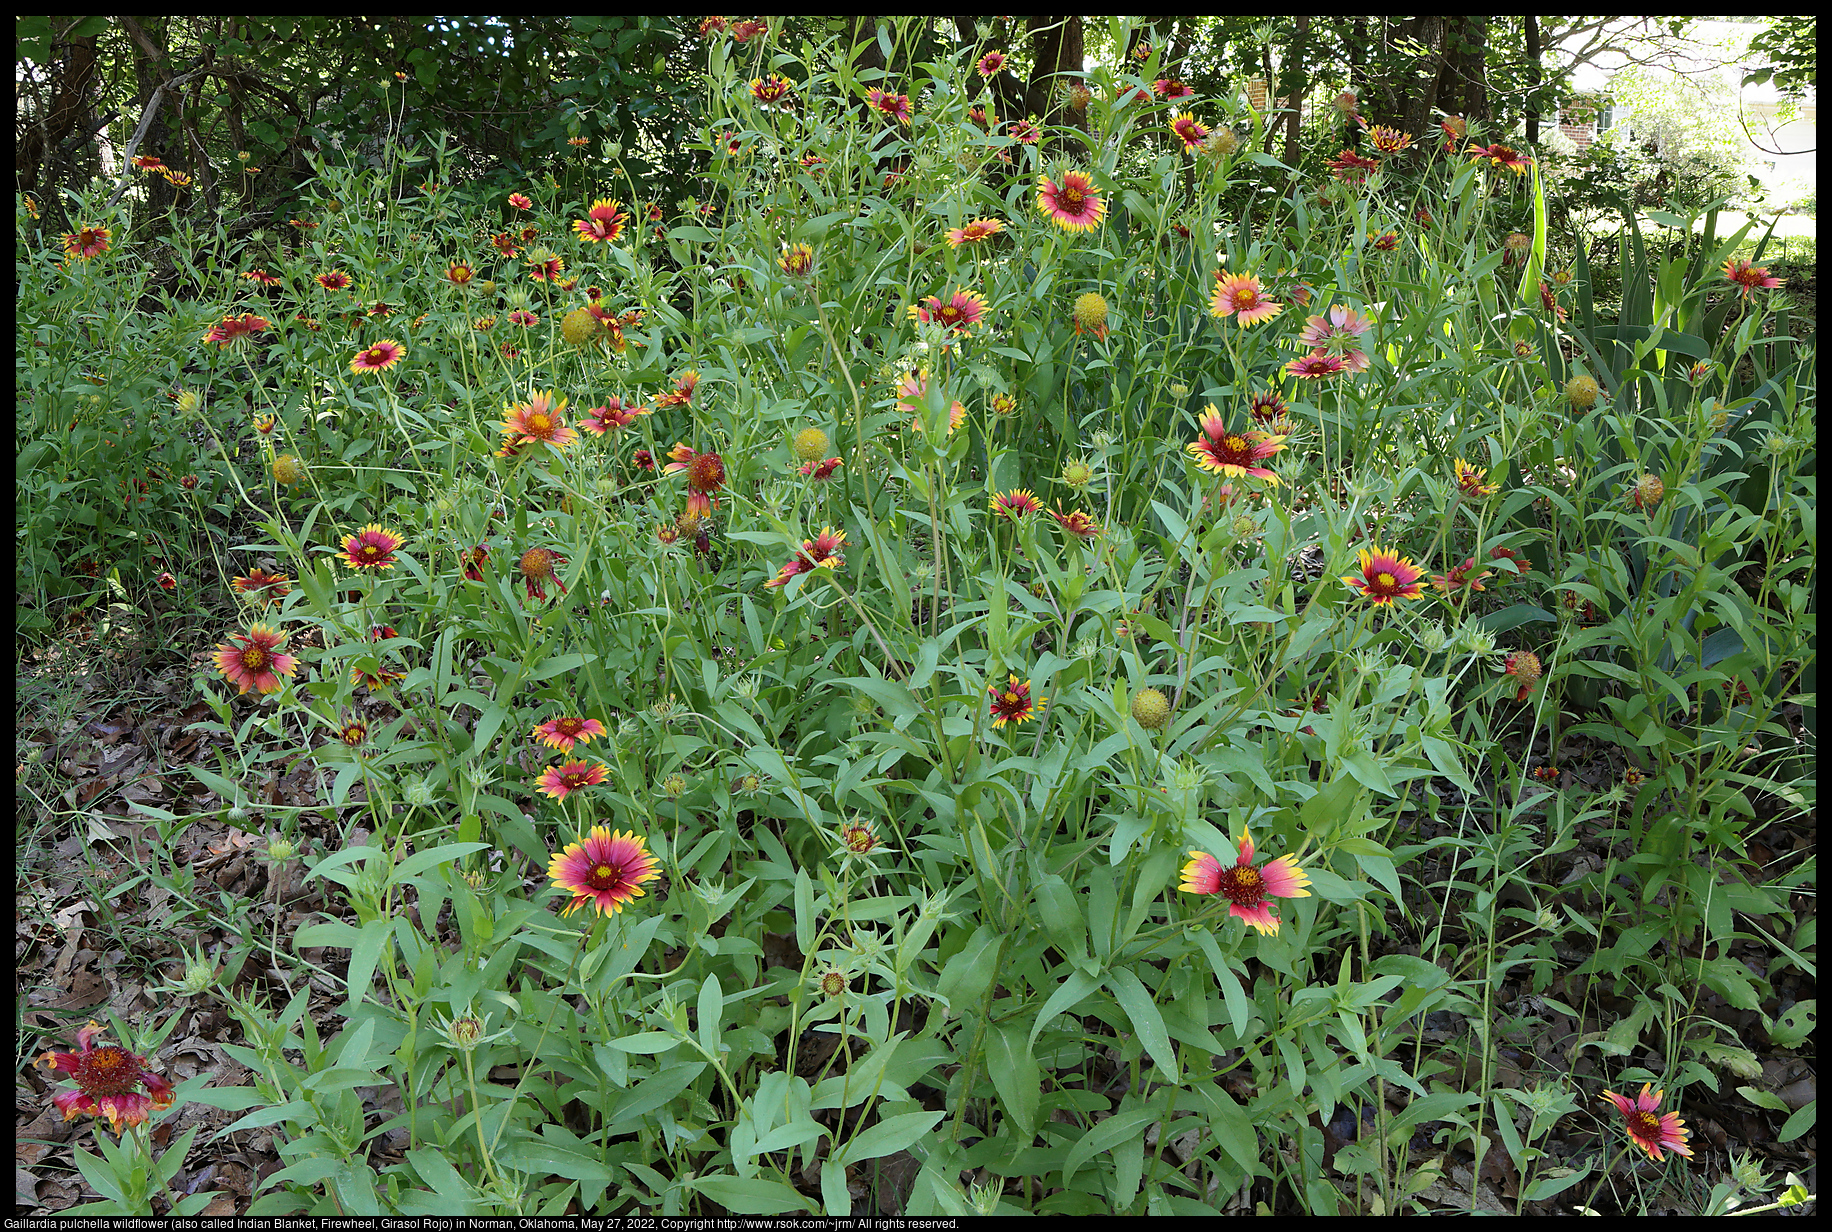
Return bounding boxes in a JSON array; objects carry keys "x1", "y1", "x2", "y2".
[
  {"x1": 989, "y1": 489, "x2": 1043, "y2": 520},
  {"x1": 867, "y1": 88, "x2": 912, "y2": 125},
  {"x1": 908, "y1": 287, "x2": 987, "y2": 333},
  {"x1": 36, "y1": 1021, "x2": 176, "y2": 1133},
  {"x1": 1467, "y1": 142, "x2": 1533, "y2": 175},
  {"x1": 977, "y1": 50, "x2": 1006, "y2": 77},
  {"x1": 1037, "y1": 170, "x2": 1107, "y2": 232},
  {"x1": 1455, "y1": 457, "x2": 1498, "y2": 499},
  {"x1": 203, "y1": 314, "x2": 271, "y2": 346},
  {"x1": 508, "y1": 192, "x2": 533, "y2": 210},
  {"x1": 767, "y1": 526, "x2": 848, "y2": 588},
  {"x1": 665, "y1": 444, "x2": 727, "y2": 516},
  {"x1": 1170, "y1": 112, "x2": 1209, "y2": 151},
  {"x1": 654, "y1": 369, "x2": 700, "y2": 408},
  {"x1": 749, "y1": 74, "x2": 796, "y2": 110},
  {"x1": 1341, "y1": 545, "x2": 1426, "y2": 605},
  {"x1": 1072, "y1": 291, "x2": 1109, "y2": 339},
  {"x1": 579, "y1": 398, "x2": 651, "y2": 436},
  {"x1": 1209, "y1": 272, "x2": 1283, "y2": 326},
  {"x1": 573, "y1": 198, "x2": 628, "y2": 244},
  {"x1": 1601, "y1": 1084, "x2": 1693, "y2": 1163},
  {"x1": 498, "y1": 390, "x2": 578, "y2": 454},
  {"x1": 988, "y1": 674, "x2": 1045, "y2": 728},
  {"x1": 534, "y1": 760, "x2": 607, "y2": 801},
  {"x1": 946, "y1": 218, "x2": 1004, "y2": 247},
  {"x1": 1503, "y1": 650, "x2": 1542, "y2": 701},
  {"x1": 59, "y1": 225, "x2": 111, "y2": 261},
  {"x1": 340, "y1": 524, "x2": 404, "y2": 571},
  {"x1": 1361, "y1": 123, "x2": 1414, "y2": 154},
  {"x1": 547, "y1": 827, "x2": 660, "y2": 917},
  {"x1": 350, "y1": 339, "x2": 406, "y2": 374},
  {"x1": 1178, "y1": 827, "x2": 1311, "y2": 936},
  {"x1": 518, "y1": 547, "x2": 569, "y2": 601},
  {"x1": 1326, "y1": 150, "x2": 1380, "y2": 185},
  {"x1": 1186, "y1": 406, "x2": 1285, "y2": 484},
  {"x1": 1721, "y1": 257, "x2": 1783, "y2": 299},
  {"x1": 212, "y1": 623, "x2": 299, "y2": 695},
  {"x1": 1286, "y1": 352, "x2": 1348, "y2": 380},
  {"x1": 533, "y1": 716, "x2": 607, "y2": 753}
]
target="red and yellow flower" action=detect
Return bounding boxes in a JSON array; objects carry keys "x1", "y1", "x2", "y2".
[
  {"x1": 1467, "y1": 142, "x2": 1533, "y2": 174},
  {"x1": 60, "y1": 225, "x2": 111, "y2": 261},
  {"x1": 867, "y1": 88, "x2": 912, "y2": 125},
  {"x1": 1454, "y1": 457, "x2": 1498, "y2": 499},
  {"x1": 212, "y1": 624, "x2": 299, "y2": 695},
  {"x1": 666, "y1": 444, "x2": 727, "y2": 516},
  {"x1": 989, "y1": 488, "x2": 1043, "y2": 520},
  {"x1": 518, "y1": 547, "x2": 569, "y2": 601},
  {"x1": 350, "y1": 340, "x2": 406, "y2": 374},
  {"x1": 766, "y1": 526, "x2": 848, "y2": 589},
  {"x1": 749, "y1": 74, "x2": 796, "y2": 110},
  {"x1": 945, "y1": 218, "x2": 1004, "y2": 247},
  {"x1": 535, "y1": 760, "x2": 607, "y2": 802},
  {"x1": 1170, "y1": 112, "x2": 1209, "y2": 151},
  {"x1": 1503, "y1": 650, "x2": 1542, "y2": 701},
  {"x1": 547, "y1": 827, "x2": 660, "y2": 916},
  {"x1": 36, "y1": 1021, "x2": 176, "y2": 1133},
  {"x1": 579, "y1": 398, "x2": 651, "y2": 436},
  {"x1": 1722, "y1": 257, "x2": 1783, "y2": 299},
  {"x1": 340, "y1": 524, "x2": 404, "y2": 571},
  {"x1": 573, "y1": 198, "x2": 629, "y2": 244},
  {"x1": 908, "y1": 287, "x2": 988, "y2": 333},
  {"x1": 988, "y1": 674, "x2": 1045, "y2": 728},
  {"x1": 1209, "y1": 272, "x2": 1283, "y2": 326},
  {"x1": 203, "y1": 314, "x2": 271, "y2": 346},
  {"x1": 533, "y1": 716, "x2": 607, "y2": 753},
  {"x1": 1037, "y1": 170, "x2": 1107, "y2": 232},
  {"x1": 498, "y1": 390, "x2": 578, "y2": 454},
  {"x1": 316, "y1": 270, "x2": 352, "y2": 291},
  {"x1": 1178, "y1": 827, "x2": 1311, "y2": 936},
  {"x1": 231, "y1": 568, "x2": 291, "y2": 605},
  {"x1": 1600, "y1": 1084, "x2": 1693, "y2": 1163},
  {"x1": 1341, "y1": 545, "x2": 1426, "y2": 605},
  {"x1": 976, "y1": 50, "x2": 1006, "y2": 77},
  {"x1": 1186, "y1": 406, "x2": 1285, "y2": 484}
]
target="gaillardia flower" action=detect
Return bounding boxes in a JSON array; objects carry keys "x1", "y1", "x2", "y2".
[
  {"x1": 579, "y1": 398, "x2": 651, "y2": 436},
  {"x1": 989, "y1": 489, "x2": 1043, "y2": 520},
  {"x1": 1454, "y1": 457, "x2": 1498, "y2": 499},
  {"x1": 1186, "y1": 406, "x2": 1285, "y2": 484},
  {"x1": 1179, "y1": 827, "x2": 1311, "y2": 936},
  {"x1": 534, "y1": 716, "x2": 607, "y2": 753},
  {"x1": 749, "y1": 74, "x2": 796, "y2": 110},
  {"x1": 535, "y1": 760, "x2": 607, "y2": 801},
  {"x1": 665, "y1": 444, "x2": 727, "y2": 516},
  {"x1": 231, "y1": 568, "x2": 291, "y2": 606},
  {"x1": 909, "y1": 287, "x2": 988, "y2": 333},
  {"x1": 988, "y1": 674, "x2": 1044, "y2": 728},
  {"x1": 1209, "y1": 272, "x2": 1283, "y2": 326},
  {"x1": 316, "y1": 270, "x2": 352, "y2": 291},
  {"x1": 36, "y1": 1021, "x2": 176, "y2": 1133},
  {"x1": 1072, "y1": 291, "x2": 1109, "y2": 339},
  {"x1": 767, "y1": 526, "x2": 847, "y2": 588},
  {"x1": 350, "y1": 340, "x2": 406, "y2": 374},
  {"x1": 1601, "y1": 1084, "x2": 1693, "y2": 1163},
  {"x1": 867, "y1": 88, "x2": 912, "y2": 125},
  {"x1": 498, "y1": 390, "x2": 578, "y2": 454},
  {"x1": 518, "y1": 547, "x2": 569, "y2": 601},
  {"x1": 60, "y1": 225, "x2": 112, "y2": 261},
  {"x1": 340, "y1": 524, "x2": 404, "y2": 571},
  {"x1": 946, "y1": 218, "x2": 1004, "y2": 247},
  {"x1": 1037, "y1": 170, "x2": 1107, "y2": 232},
  {"x1": 1502, "y1": 650, "x2": 1542, "y2": 701},
  {"x1": 1170, "y1": 112, "x2": 1209, "y2": 151},
  {"x1": 203, "y1": 314, "x2": 271, "y2": 346},
  {"x1": 547, "y1": 827, "x2": 660, "y2": 916},
  {"x1": 654, "y1": 369, "x2": 700, "y2": 408},
  {"x1": 1341, "y1": 545, "x2": 1425, "y2": 605},
  {"x1": 1467, "y1": 142, "x2": 1532, "y2": 174},
  {"x1": 778, "y1": 241, "x2": 816, "y2": 278},
  {"x1": 1722, "y1": 257, "x2": 1783, "y2": 299},
  {"x1": 213, "y1": 624, "x2": 299, "y2": 695},
  {"x1": 976, "y1": 50, "x2": 1006, "y2": 77}
]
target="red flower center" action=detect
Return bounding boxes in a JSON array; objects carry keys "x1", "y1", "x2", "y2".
[
  {"x1": 1061, "y1": 187, "x2": 1083, "y2": 209},
  {"x1": 557, "y1": 718, "x2": 583, "y2": 737},
  {"x1": 1627, "y1": 1111, "x2": 1661, "y2": 1140},
  {"x1": 240, "y1": 646, "x2": 271, "y2": 670},
  {"x1": 75, "y1": 1047, "x2": 139, "y2": 1095},
  {"x1": 1217, "y1": 866, "x2": 1265, "y2": 906},
  {"x1": 687, "y1": 453, "x2": 724, "y2": 493}
]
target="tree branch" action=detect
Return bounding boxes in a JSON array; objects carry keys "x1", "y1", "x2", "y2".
[{"x1": 104, "y1": 66, "x2": 208, "y2": 208}]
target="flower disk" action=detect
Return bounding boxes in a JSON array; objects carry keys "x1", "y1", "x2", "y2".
[{"x1": 37, "y1": 1021, "x2": 176, "y2": 1133}]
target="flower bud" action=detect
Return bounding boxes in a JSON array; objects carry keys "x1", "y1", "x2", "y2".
[{"x1": 793, "y1": 427, "x2": 830, "y2": 462}]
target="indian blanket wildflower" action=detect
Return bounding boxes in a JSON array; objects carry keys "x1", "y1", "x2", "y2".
[
  {"x1": 988, "y1": 674, "x2": 1045, "y2": 728},
  {"x1": 976, "y1": 50, "x2": 1006, "y2": 77},
  {"x1": 1209, "y1": 272, "x2": 1283, "y2": 326},
  {"x1": 793, "y1": 427, "x2": 831, "y2": 463},
  {"x1": 665, "y1": 444, "x2": 727, "y2": 516},
  {"x1": 766, "y1": 526, "x2": 847, "y2": 589},
  {"x1": 1153, "y1": 77, "x2": 1194, "y2": 100},
  {"x1": 946, "y1": 217, "x2": 1004, "y2": 247},
  {"x1": 840, "y1": 819, "x2": 881, "y2": 855},
  {"x1": 547, "y1": 827, "x2": 660, "y2": 917},
  {"x1": 1037, "y1": 170, "x2": 1107, "y2": 232},
  {"x1": 518, "y1": 547, "x2": 569, "y2": 601},
  {"x1": 1178, "y1": 827, "x2": 1312, "y2": 936},
  {"x1": 498, "y1": 390, "x2": 578, "y2": 454},
  {"x1": 1468, "y1": 142, "x2": 1533, "y2": 174},
  {"x1": 508, "y1": 192, "x2": 533, "y2": 210},
  {"x1": 534, "y1": 716, "x2": 608, "y2": 753},
  {"x1": 1009, "y1": 118, "x2": 1041, "y2": 144},
  {"x1": 654, "y1": 369, "x2": 701, "y2": 407},
  {"x1": 36, "y1": 1022, "x2": 176, "y2": 1133},
  {"x1": 777, "y1": 241, "x2": 815, "y2": 278},
  {"x1": 340, "y1": 524, "x2": 403, "y2": 571},
  {"x1": 1170, "y1": 112, "x2": 1209, "y2": 151},
  {"x1": 749, "y1": 74, "x2": 796, "y2": 110},
  {"x1": 231, "y1": 568, "x2": 291, "y2": 605},
  {"x1": 1050, "y1": 507, "x2": 1102, "y2": 539},
  {"x1": 203, "y1": 313, "x2": 271, "y2": 346},
  {"x1": 989, "y1": 489, "x2": 1043, "y2": 520},
  {"x1": 1455, "y1": 458, "x2": 1499, "y2": 499},
  {"x1": 1722, "y1": 256, "x2": 1783, "y2": 298},
  {"x1": 212, "y1": 624, "x2": 299, "y2": 695},
  {"x1": 1362, "y1": 123, "x2": 1414, "y2": 153},
  {"x1": 579, "y1": 398, "x2": 650, "y2": 435},
  {"x1": 1630, "y1": 472, "x2": 1665, "y2": 512},
  {"x1": 1503, "y1": 650, "x2": 1542, "y2": 701},
  {"x1": 1341, "y1": 545, "x2": 1426, "y2": 605},
  {"x1": 350, "y1": 339, "x2": 406, "y2": 374},
  {"x1": 241, "y1": 268, "x2": 281, "y2": 287},
  {"x1": 1296, "y1": 303, "x2": 1375, "y2": 371},
  {"x1": 1186, "y1": 406, "x2": 1285, "y2": 483},
  {"x1": 909, "y1": 287, "x2": 987, "y2": 333},
  {"x1": 799, "y1": 456, "x2": 842, "y2": 479},
  {"x1": 443, "y1": 261, "x2": 477, "y2": 288},
  {"x1": 60, "y1": 225, "x2": 112, "y2": 261},
  {"x1": 1601, "y1": 1084, "x2": 1693, "y2": 1163},
  {"x1": 1326, "y1": 149, "x2": 1381, "y2": 185},
  {"x1": 315, "y1": 270, "x2": 352, "y2": 291},
  {"x1": 1429, "y1": 557, "x2": 1490, "y2": 602},
  {"x1": 1566, "y1": 373, "x2": 1601, "y2": 410},
  {"x1": 535, "y1": 760, "x2": 607, "y2": 801},
  {"x1": 867, "y1": 88, "x2": 912, "y2": 124},
  {"x1": 571, "y1": 197, "x2": 627, "y2": 244}
]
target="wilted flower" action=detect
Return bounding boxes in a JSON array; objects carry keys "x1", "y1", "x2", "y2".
[
  {"x1": 1566, "y1": 373, "x2": 1600, "y2": 410},
  {"x1": 36, "y1": 1022, "x2": 176, "y2": 1133},
  {"x1": 1503, "y1": 650, "x2": 1542, "y2": 701}
]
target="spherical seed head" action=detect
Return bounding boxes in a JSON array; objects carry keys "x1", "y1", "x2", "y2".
[
  {"x1": 271, "y1": 454, "x2": 306, "y2": 486},
  {"x1": 519, "y1": 548, "x2": 557, "y2": 581},
  {"x1": 1131, "y1": 687, "x2": 1172, "y2": 730},
  {"x1": 793, "y1": 427, "x2": 831, "y2": 463},
  {"x1": 1632, "y1": 473, "x2": 1665, "y2": 511},
  {"x1": 561, "y1": 306, "x2": 599, "y2": 347},
  {"x1": 1072, "y1": 291, "x2": 1109, "y2": 333},
  {"x1": 1566, "y1": 374, "x2": 1600, "y2": 409}
]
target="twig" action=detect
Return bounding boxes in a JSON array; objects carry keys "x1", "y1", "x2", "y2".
[{"x1": 103, "y1": 66, "x2": 208, "y2": 209}]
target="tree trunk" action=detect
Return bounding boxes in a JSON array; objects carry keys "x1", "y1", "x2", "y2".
[
  {"x1": 1024, "y1": 15, "x2": 1084, "y2": 132},
  {"x1": 1282, "y1": 15, "x2": 1309, "y2": 168},
  {"x1": 1523, "y1": 16, "x2": 1543, "y2": 144},
  {"x1": 17, "y1": 29, "x2": 102, "y2": 194}
]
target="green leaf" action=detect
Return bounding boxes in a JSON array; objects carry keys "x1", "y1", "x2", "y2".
[
  {"x1": 986, "y1": 1021, "x2": 1040, "y2": 1138},
  {"x1": 834, "y1": 1109, "x2": 945, "y2": 1164},
  {"x1": 691, "y1": 1175, "x2": 815, "y2": 1215},
  {"x1": 1106, "y1": 967, "x2": 1178, "y2": 1079},
  {"x1": 1063, "y1": 1105, "x2": 1157, "y2": 1188}
]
